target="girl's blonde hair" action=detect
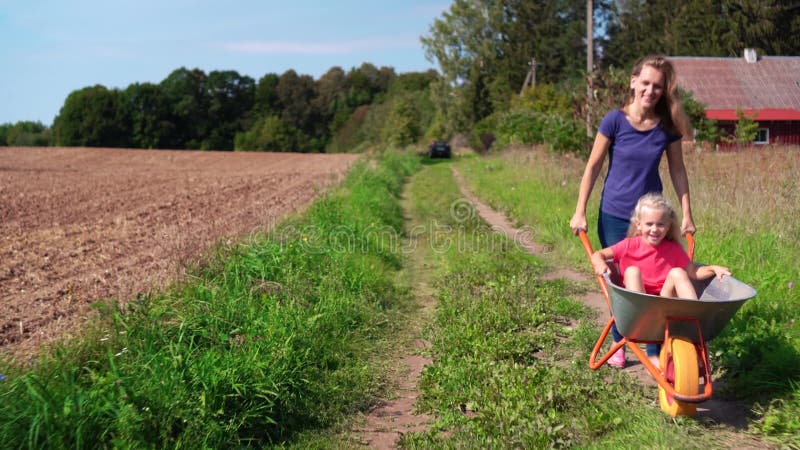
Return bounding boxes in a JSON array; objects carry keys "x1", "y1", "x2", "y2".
[
  {"x1": 626, "y1": 193, "x2": 683, "y2": 243},
  {"x1": 627, "y1": 54, "x2": 692, "y2": 138}
]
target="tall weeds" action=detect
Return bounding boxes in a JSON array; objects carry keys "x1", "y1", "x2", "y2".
[
  {"x1": 0, "y1": 150, "x2": 419, "y2": 447},
  {"x1": 456, "y1": 145, "x2": 800, "y2": 446}
]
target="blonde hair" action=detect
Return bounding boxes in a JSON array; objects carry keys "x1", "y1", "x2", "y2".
[
  {"x1": 627, "y1": 54, "x2": 692, "y2": 138},
  {"x1": 626, "y1": 193, "x2": 683, "y2": 243}
]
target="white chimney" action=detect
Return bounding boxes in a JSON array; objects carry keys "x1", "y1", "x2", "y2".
[{"x1": 744, "y1": 48, "x2": 758, "y2": 63}]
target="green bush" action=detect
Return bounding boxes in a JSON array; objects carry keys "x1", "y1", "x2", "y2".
[
  {"x1": 541, "y1": 115, "x2": 590, "y2": 153},
  {"x1": 326, "y1": 105, "x2": 370, "y2": 152},
  {"x1": 493, "y1": 110, "x2": 588, "y2": 153},
  {"x1": 495, "y1": 110, "x2": 544, "y2": 146},
  {"x1": 234, "y1": 115, "x2": 293, "y2": 151},
  {"x1": 513, "y1": 83, "x2": 573, "y2": 117},
  {"x1": 469, "y1": 114, "x2": 499, "y2": 152},
  {"x1": 380, "y1": 95, "x2": 421, "y2": 147},
  {"x1": 469, "y1": 83, "x2": 590, "y2": 154},
  {"x1": 2, "y1": 121, "x2": 52, "y2": 146}
]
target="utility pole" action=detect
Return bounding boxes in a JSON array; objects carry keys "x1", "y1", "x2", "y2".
[
  {"x1": 530, "y1": 57, "x2": 536, "y2": 89},
  {"x1": 520, "y1": 57, "x2": 537, "y2": 95},
  {"x1": 586, "y1": 0, "x2": 593, "y2": 137}
]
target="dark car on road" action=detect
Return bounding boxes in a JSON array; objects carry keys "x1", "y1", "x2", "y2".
[{"x1": 428, "y1": 141, "x2": 451, "y2": 158}]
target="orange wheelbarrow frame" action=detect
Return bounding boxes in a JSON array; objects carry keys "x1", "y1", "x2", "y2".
[{"x1": 577, "y1": 231, "x2": 756, "y2": 406}]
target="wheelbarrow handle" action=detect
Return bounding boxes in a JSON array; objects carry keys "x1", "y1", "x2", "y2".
[
  {"x1": 577, "y1": 230, "x2": 594, "y2": 260},
  {"x1": 685, "y1": 232, "x2": 695, "y2": 261},
  {"x1": 577, "y1": 230, "x2": 612, "y2": 310}
]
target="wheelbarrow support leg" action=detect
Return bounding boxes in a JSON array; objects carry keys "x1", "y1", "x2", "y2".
[{"x1": 589, "y1": 317, "x2": 626, "y2": 370}]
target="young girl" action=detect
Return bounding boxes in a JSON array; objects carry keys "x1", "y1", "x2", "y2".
[{"x1": 590, "y1": 193, "x2": 731, "y2": 368}]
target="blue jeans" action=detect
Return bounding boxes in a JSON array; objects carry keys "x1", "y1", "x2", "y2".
[{"x1": 598, "y1": 211, "x2": 661, "y2": 357}]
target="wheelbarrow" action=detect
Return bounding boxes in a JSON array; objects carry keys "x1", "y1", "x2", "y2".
[{"x1": 578, "y1": 231, "x2": 757, "y2": 417}]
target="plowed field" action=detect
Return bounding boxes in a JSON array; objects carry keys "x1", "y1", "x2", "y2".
[{"x1": 1, "y1": 147, "x2": 359, "y2": 359}]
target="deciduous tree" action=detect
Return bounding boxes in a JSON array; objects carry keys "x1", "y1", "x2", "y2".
[
  {"x1": 204, "y1": 70, "x2": 255, "y2": 150},
  {"x1": 160, "y1": 67, "x2": 209, "y2": 149},
  {"x1": 234, "y1": 115, "x2": 293, "y2": 151},
  {"x1": 421, "y1": 0, "x2": 606, "y2": 132},
  {"x1": 254, "y1": 73, "x2": 281, "y2": 118},
  {"x1": 314, "y1": 66, "x2": 349, "y2": 138},
  {"x1": 122, "y1": 82, "x2": 172, "y2": 149},
  {"x1": 53, "y1": 85, "x2": 131, "y2": 147},
  {"x1": 2, "y1": 121, "x2": 51, "y2": 146},
  {"x1": 276, "y1": 69, "x2": 318, "y2": 152}
]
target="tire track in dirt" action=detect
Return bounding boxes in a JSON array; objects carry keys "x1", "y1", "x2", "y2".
[
  {"x1": 450, "y1": 167, "x2": 771, "y2": 449},
  {"x1": 349, "y1": 173, "x2": 435, "y2": 449}
]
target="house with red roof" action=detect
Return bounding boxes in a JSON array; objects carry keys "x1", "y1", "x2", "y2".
[{"x1": 670, "y1": 49, "x2": 800, "y2": 147}]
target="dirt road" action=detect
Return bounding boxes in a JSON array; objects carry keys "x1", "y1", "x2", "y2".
[{"x1": 1, "y1": 147, "x2": 358, "y2": 359}]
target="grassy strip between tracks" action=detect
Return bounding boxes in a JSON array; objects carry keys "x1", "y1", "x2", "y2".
[
  {"x1": 450, "y1": 147, "x2": 800, "y2": 448},
  {"x1": 398, "y1": 160, "x2": 725, "y2": 449},
  {"x1": 0, "y1": 150, "x2": 419, "y2": 448}
]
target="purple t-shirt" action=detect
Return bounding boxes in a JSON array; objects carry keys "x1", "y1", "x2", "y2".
[{"x1": 598, "y1": 109, "x2": 681, "y2": 219}]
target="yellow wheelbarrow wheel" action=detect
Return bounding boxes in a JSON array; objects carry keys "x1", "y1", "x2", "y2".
[{"x1": 659, "y1": 337, "x2": 699, "y2": 417}]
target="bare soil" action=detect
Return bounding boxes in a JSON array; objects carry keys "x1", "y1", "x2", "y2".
[{"x1": 0, "y1": 147, "x2": 358, "y2": 360}]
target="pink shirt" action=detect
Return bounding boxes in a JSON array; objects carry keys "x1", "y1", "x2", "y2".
[{"x1": 610, "y1": 237, "x2": 691, "y2": 295}]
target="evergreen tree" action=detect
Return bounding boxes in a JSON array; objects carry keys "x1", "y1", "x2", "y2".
[{"x1": 603, "y1": 0, "x2": 800, "y2": 69}]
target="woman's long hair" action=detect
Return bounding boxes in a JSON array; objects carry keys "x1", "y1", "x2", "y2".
[{"x1": 626, "y1": 55, "x2": 692, "y2": 138}]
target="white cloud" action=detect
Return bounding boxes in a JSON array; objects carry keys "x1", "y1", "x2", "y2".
[{"x1": 219, "y1": 37, "x2": 418, "y2": 55}]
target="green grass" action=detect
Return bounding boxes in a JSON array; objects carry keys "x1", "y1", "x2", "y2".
[
  {"x1": 0, "y1": 150, "x2": 419, "y2": 448},
  {"x1": 399, "y1": 159, "x2": 722, "y2": 449},
  {"x1": 448, "y1": 146, "x2": 800, "y2": 447},
  {"x1": 2, "y1": 144, "x2": 796, "y2": 448}
]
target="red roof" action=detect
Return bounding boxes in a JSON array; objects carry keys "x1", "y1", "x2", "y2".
[
  {"x1": 669, "y1": 54, "x2": 800, "y2": 112},
  {"x1": 705, "y1": 108, "x2": 800, "y2": 121}
]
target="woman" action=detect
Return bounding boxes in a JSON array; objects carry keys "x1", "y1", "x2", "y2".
[{"x1": 569, "y1": 54, "x2": 696, "y2": 368}]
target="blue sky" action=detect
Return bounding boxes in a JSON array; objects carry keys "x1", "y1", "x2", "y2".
[{"x1": 0, "y1": 1, "x2": 448, "y2": 125}]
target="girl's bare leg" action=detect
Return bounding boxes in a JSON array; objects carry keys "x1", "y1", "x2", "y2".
[
  {"x1": 660, "y1": 267, "x2": 698, "y2": 299},
  {"x1": 623, "y1": 266, "x2": 645, "y2": 292}
]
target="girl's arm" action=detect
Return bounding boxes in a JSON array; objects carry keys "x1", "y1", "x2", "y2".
[
  {"x1": 570, "y1": 133, "x2": 611, "y2": 234},
  {"x1": 686, "y1": 263, "x2": 731, "y2": 281},
  {"x1": 665, "y1": 140, "x2": 697, "y2": 235},
  {"x1": 591, "y1": 247, "x2": 615, "y2": 275}
]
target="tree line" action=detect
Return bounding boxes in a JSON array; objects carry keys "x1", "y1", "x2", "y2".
[
  {"x1": 49, "y1": 64, "x2": 434, "y2": 152},
  {"x1": 2, "y1": 0, "x2": 796, "y2": 152},
  {"x1": 421, "y1": 0, "x2": 798, "y2": 150},
  {"x1": 1, "y1": 63, "x2": 439, "y2": 152}
]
